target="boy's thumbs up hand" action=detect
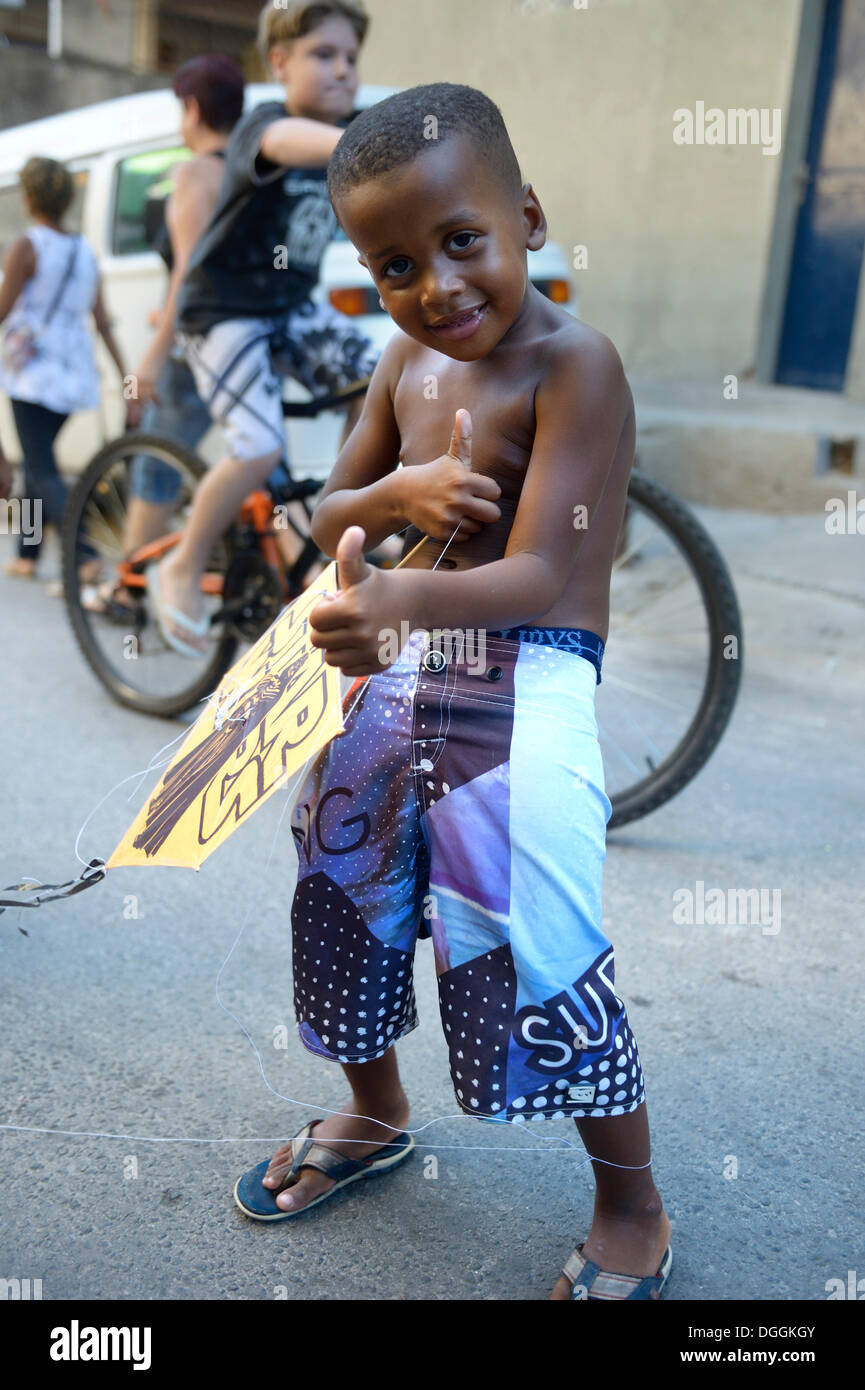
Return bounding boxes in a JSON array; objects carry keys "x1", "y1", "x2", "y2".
[
  {"x1": 309, "y1": 525, "x2": 407, "y2": 677},
  {"x1": 335, "y1": 523, "x2": 371, "y2": 592},
  {"x1": 447, "y1": 407, "x2": 472, "y2": 469},
  {"x1": 400, "y1": 408, "x2": 501, "y2": 542}
]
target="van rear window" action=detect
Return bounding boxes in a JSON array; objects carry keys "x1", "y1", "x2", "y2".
[{"x1": 112, "y1": 147, "x2": 191, "y2": 256}]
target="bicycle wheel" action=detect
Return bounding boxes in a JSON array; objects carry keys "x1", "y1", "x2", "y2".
[
  {"x1": 62, "y1": 433, "x2": 239, "y2": 719},
  {"x1": 600, "y1": 472, "x2": 743, "y2": 829}
]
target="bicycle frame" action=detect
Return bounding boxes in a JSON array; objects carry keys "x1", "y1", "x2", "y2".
[
  {"x1": 110, "y1": 382, "x2": 373, "y2": 603},
  {"x1": 115, "y1": 488, "x2": 292, "y2": 603}
]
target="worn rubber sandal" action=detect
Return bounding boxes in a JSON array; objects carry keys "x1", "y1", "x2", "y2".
[
  {"x1": 233, "y1": 1119, "x2": 415, "y2": 1221},
  {"x1": 148, "y1": 558, "x2": 210, "y2": 659},
  {"x1": 563, "y1": 1240, "x2": 673, "y2": 1300}
]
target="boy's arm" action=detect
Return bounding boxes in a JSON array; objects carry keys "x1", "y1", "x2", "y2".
[
  {"x1": 257, "y1": 117, "x2": 343, "y2": 173},
  {"x1": 396, "y1": 334, "x2": 629, "y2": 632},
  {"x1": 309, "y1": 333, "x2": 410, "y2": 554},
  {"x1": 225, "y1": 105, "x2": 345, "y2": 189}
]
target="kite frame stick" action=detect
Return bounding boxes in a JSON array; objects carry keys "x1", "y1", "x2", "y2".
[{"x1": 391, "y1": 533, "x2": 430, "y2": 569}]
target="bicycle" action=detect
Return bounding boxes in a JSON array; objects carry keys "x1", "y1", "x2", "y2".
[{"x1": 62, "y1": 379, "x2": 742, "y2": 828}]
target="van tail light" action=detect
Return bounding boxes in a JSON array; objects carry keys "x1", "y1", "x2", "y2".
[
  {"x1": 547, "y1": 279, "x2": 571, "y2": 303},
  {"x1": 329, "y1": 287, "x2": 381, "y2": 315}
]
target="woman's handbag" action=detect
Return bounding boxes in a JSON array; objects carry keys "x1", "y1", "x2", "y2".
[{"x1": 1, "y1": 237, "x2": 80, "y2": 374}]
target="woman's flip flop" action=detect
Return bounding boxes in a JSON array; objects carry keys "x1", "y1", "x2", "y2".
[
  {"x1": 3, "y1": 558, "x2": 37, "y2": 579},
  {"x1": 233, "y1": 1120, "x2": 415, "y2": 1221},
  {"x1": 81, "y1": 579, "x2": 138, "y2": 616}
]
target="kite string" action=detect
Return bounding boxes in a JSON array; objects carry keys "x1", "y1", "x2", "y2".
[
  {"x1": 6, "y1": 749, "x2": 641, "y2": 1167},
  {"x1": 70, "y1": 719, "x2": 194, "y2": 871},
  {"x1": 8, "y1": 521, "x2": 653, "y2": 1170},
  {"x1": 0, "y1": 1120, "x2": 645, "y2": 1161},
  {"x1": 205, "y1": 595, "x2": 652, "y2": 1171},
  {"x1": 58, "y1": 518, "x2": 458, "y2": 874},
  {"x1": 66, "y1": 558, "x2": 353, "y2": 873},
  {"x1": 68, "y1": 664, "x2": 280, "y2": 873}
]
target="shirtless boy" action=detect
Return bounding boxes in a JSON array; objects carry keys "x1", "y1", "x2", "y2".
[{"x1": 233, "y1": 82, "x2": 673, "y2": 1302}]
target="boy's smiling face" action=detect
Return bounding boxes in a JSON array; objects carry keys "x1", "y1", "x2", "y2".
[{"x1": 335, "y1": 133, "x2": 547, "y2": 359}]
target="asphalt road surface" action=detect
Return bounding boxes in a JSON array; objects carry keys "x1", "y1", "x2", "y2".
[{"x1": 1, "y1": 506, "x2": 862, "y2": 1301}]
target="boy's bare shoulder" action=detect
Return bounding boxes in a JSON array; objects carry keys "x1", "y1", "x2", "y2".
[
  {"x1": 537, "y1": 313, "x2": 629, "y2": 403},
  {"x1": 375, "y1": 309, "x2": 631, "y2": 423},
  {"x1": 369, "y1": 327, "x2": 414, "y2": 397}
]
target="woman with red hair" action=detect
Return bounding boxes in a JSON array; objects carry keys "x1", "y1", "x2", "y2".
[{"x1": 95, "y1": 55, "x2": 246, "y2": 608}]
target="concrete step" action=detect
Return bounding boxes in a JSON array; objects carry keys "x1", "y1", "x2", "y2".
[{"x1": 632, "y1": 379, "x2": 865, "y2": 512}]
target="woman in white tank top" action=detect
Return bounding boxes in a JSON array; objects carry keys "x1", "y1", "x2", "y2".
[{"x1": 0, "y1": 156, "x2": 137, "y2": 581}]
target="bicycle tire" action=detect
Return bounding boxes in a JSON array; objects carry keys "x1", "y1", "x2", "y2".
[
  {"x1": 606, "y1": 472, "x2": 743, "y2": 829},
  {"x1": 62, "y1": 433, "x2": 239, "y2": 719}
]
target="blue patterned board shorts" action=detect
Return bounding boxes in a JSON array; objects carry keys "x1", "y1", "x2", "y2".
[{"x1": 288, "y1": 626, "x2": 646, "y2": 1124}]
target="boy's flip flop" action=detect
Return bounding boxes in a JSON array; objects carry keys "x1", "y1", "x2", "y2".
[
  {"x1": 233, "y1": 1119, "x2": 415, "y2": 1221},
  {"x1": 562, "y1": 1241, "x2": 673, "y2": 1300},
  {"x1": 148, "y1": 558, "x2": 210, "y2": 659}
]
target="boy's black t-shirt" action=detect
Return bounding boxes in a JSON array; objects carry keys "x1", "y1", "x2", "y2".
[{"x1": 176, "y1": 102, "x2": 353, "y2": 334}]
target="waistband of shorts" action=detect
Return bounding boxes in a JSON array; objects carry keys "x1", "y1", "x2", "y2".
[{"x1": 485, "y1": 626, "x2": 605, "y2": 683}]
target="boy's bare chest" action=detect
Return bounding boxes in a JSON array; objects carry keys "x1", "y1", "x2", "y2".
[{"x1": 393, "y1": 354, "x2": 538, "y2": 497}]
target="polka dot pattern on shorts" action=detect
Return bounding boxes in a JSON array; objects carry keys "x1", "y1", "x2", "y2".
[
  {"x1": 292, "y1": 870, "x2": 417, "y2": 1061},
  {"x1": 438, "y1": 941, "x2": 517, "y2": 1116},
  {"x1": 505, "y1": 1013, "x2": 646, "y2": 1122}
]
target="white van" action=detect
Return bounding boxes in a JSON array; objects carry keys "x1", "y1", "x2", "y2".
[{"x1": 0, "y1": 84, "x2": 578, "y2": 478}]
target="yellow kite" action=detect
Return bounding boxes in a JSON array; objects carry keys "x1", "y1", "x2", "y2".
[{"x1": 108, "y1": 563, "x2": 344, "y2": 871}]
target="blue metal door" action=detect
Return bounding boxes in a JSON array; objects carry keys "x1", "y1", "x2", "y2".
[{"x1": 776, "y1": 0, "x2": 865, "y2": 390}]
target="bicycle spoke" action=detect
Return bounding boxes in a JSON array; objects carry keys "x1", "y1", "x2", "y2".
[
  {"x1": 599, "y1": 672, "x2": 695, "y2": 715},
  {"x1": 94, "y1": 469, "x2": 130, "y2": 538},
  {"x1": 595, "y1": 717, "x2": 648, "y2": 779},
  {"x1": 66, "y1": 440, "x2": 241, "y2": 713},
  {"x1": 612, "y1": 580, "x2": 696, "y2": 622},
  {"x1": 614, "y1": 627, "x2": 709, "y2": 644},
  {"x1": 81, "y1": 505, "x2": 125, "y2": 558},
  {"x1": 595, "y1": 481, "x2": 743, "y2": 818}
]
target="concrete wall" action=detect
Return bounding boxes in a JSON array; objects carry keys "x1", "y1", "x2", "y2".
[
  {"x1": 7, "y1": 0, "x2": 863, "y2": 411},
  {"x1": 59, "y1": 0, "x2": 139, "y2": 70},
  {"x1": 0, "y1": 48, "x2": 163, "y2": 132},
  {"x1": 357, "y1": 0, "x2": 803, "y2": 383}
]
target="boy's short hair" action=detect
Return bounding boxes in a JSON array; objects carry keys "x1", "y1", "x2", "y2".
[
  {"x1": 328, "y1": 83, "x2": 523, "y2": 211},
  {"x1": 256, "y1": 0, "x2": 369, "y2": 63},
  {"x1": 173, "y1": 54, "x2": 245, "y2": 134},
  {"x1": 19, "y1": 156, "x2": 74, "y2": 221}
]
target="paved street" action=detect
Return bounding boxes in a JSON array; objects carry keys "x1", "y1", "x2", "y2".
[{"x1": 1, "y1": 505, "x2": 862, "y2": 1301}]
